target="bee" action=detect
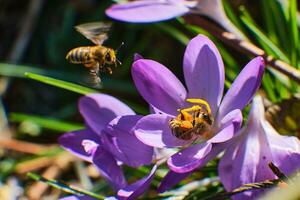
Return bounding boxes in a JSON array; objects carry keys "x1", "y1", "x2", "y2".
[
  {"x1": 66, "y1": 22, "x2": 122, "y2": 85},
  {"x1": 169, "y1": 99, "x2": 214, "y2": 141}
]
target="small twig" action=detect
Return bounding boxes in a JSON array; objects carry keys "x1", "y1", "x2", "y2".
[
  {"x1": 0, "y1": 138, "x2": 54, "y2": 154},
  {"x1": 203, "y1": 179, "x2": 280, "y2": 200},
  {"x1": 184, "y1": 15, "x2": 300, "y2": 85},
  {"x1": 268, "y1": 162, "x2": 289, "y2": 181},
  {"x1": 15, "y1": 157, "x2": 57, "y2": 174}
]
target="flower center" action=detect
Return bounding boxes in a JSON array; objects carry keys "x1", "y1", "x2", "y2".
[{"x1": 169, "y1": 98, "x2": 214, "y2": 141}]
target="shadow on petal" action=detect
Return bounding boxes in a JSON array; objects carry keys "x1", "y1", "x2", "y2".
[
  {"x1": 168, "y1": 142, "x2": 212, "y2": 173},
  {"x1": 134, "y1": 114, "x2": 191, "y2": 148},
  {"x1": 158, "y1": 170, "x2": 191, "y2": 193},
  {"x1": 105, "y1": 115, "x2": 154, "y2": 167},
  {"x1": 218, "y1": 57, "x2": 264, "y2": 120},
  {"x1": 92, "y1": 147, "x2": 127, "y2": 191}
]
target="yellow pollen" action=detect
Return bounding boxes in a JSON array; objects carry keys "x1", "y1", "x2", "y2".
[{"x1": 186, "y1": 98, "x2": 211, "y2": 114}]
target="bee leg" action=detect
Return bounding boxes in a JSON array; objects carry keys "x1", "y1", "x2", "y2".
[
  {"x1": 88, "y1": 70, "x2": 101, "y2": 86},
  {"x1": 84, "y1": 62, "x2": 95, "y2": 68},
  {"x1": 106, "y1": 67, "x2": 113, "y2": 74}
]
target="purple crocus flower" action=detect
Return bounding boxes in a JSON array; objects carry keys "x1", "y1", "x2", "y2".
[
  {"x1": 106, "y1": 0, "x2": 244, "y2": 39},
  {"x1": 218, "y1": 95, "x2": 300, "y2": 200},
  {"x1": 59, "y1": 94, "x2": 154, "y2": 192},
  {"x1": 131, "y1": 35, "x2": 264, "y2": 185}
]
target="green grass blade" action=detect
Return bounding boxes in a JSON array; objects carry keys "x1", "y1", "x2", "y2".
[
  {"x1": 240, "y1": 7, "x2": 289, "y2": 62},
  {"x1": 156, "y1": 23, "x2": 189, "y2": 45},
  {"x1": 25, "y1": 72, "x2": 97, "y2": 95},
  {"x1": 10, "y1": 113, "x2": 83, "y2": 132},
  {"x1": 27, "y1": 172, "x2": 105, "y2": 199},
  {"x1": 288, "y1": 0, "x2": 299, "y2": 67}
]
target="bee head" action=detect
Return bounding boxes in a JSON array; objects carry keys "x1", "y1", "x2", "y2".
[
  {"x1": 105, "y1": 49, "x2": 117, "y2": 65},
  {"x1": 199, "y1": 112, "x2": 214, "y2": 125}
]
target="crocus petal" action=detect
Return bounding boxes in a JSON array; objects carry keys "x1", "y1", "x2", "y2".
[
  {"x1": 132, "y1": 59, "x2": 187, "y2": 115},
  {"x1": 79, "y1": 94, "x2": 135, "y2": 135},
  {"x1": 118, "y1": 165, "x2": 157, "y2": 200},
  {"x1": 217, "y1": 57, "x2": 264, "y2": 120},
  {"x1": 59, "y1": 195, "x2": 96, "y2": 200},
  {"x1": 104, "y1": 115, "x2": 154, "y2": 167},
  {"x1": 58, "y1": 129, "x2": 100, "y2": 162},
  {"x1": 92, "y1": 147, "x2": 127, "y2": 190},
  {"x1": 183, "y1": 35, "x2": 224, "y2": 115},
  {"x1": 167, "y1": 142, "x2": 212, "y2": 173},
  {"x1": 208, "y1": 109, "x2": 242, "y2": 143},
  {"x1": 134, "y1": 53, "x2": 143, "y2": 61},
  {"x1": 106, "y1": 0, "x2": 189, "y2": 23},
  {"x1": 149, "y1": 104, "x2": 166, "y2": 115},
  {"x1": 60, "y1": 196, "x2": 116, "y2": 200},
  {"x1": 264, "y1": 122, "x2": 300, "y2": 175},
  {"x1": 158, "y1": 170, "x2": 191, "y2": 193},
  {"x1": 134, "y1": 114, "x2": 191, "y2": 148}
]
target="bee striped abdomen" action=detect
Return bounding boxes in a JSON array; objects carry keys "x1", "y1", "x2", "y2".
[{"x1": 66, "y1": 46, "x2": 92, "y2": 64}]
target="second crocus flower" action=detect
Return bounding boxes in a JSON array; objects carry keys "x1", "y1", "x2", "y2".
[
  {"x1": 218, "y1": 95, "x2": 300, "y2": 200},
  {"x1": 59, "y1": 94, "x2": 155, "y2": 199}
]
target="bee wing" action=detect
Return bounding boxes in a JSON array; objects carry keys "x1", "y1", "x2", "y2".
[{"x1": 75, "y1": 22, "x2": 112, "y2": 45}]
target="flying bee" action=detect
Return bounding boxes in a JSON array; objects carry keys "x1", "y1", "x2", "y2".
[
  {"x1": 66, "y1": 22, "x2": 123, "y2": 85},
  {"x1": 169, "y1": 100, "x2": 214, "y2": 141}
]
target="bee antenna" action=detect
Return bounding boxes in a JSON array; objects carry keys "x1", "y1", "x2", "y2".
[
  {"x1": 115, "y1": 42, "x2": 124, "y2": 53},
  {"x1": 116, "y1": 58, "x2": 122, "y2": 66}
]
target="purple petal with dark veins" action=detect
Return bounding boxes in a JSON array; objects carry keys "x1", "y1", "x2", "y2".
[{"x1": 134, "y1": 114, "x2": 191, "y2": 148}]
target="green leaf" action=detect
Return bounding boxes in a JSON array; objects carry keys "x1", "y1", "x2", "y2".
[
  {"x1": 27, "y1": 172, "x2": 105, "y2": 199},
  {"x1": 240, "y1": 7, "x2": 289, "y2": 62},
  {"x1": 288, "y1": 0, "x2": 299, "y2": 67},
  {"x1": 25, "y1": 72, "x2": 97, "y2": 95},
  {"x1": 10, "y1": 113, "x2": 83, "y2": 132},
  {"x1": 156, "y1": 23, "x2": 189, "y2": 45}
]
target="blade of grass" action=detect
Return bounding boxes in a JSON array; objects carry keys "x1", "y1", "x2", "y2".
[
  {"x1": 0, "y1": 63, "x2": 82, "y2": 81},
  {"x1": 10, "y1": 113, "x2": 83, "y2": 132},
  {"x1": 27, "y1": 172, "x2": 105, "y2": 199},
  {"x1": 240, "y1": 7, "x2": 289, "y2": 62},
  {"x1": 155, "y1": 23, "x2": 189, "y2": 45},
  {"x1": 288, "y1": 0, "x2": 299, "y2": 67},
  {"x1": 25, "y1": 72, "x2": 97, "y2": 95}
]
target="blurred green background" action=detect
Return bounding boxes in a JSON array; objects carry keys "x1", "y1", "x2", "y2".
[{"x1": 0, "y1": 0, "x2": 300, "y2": 199}]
